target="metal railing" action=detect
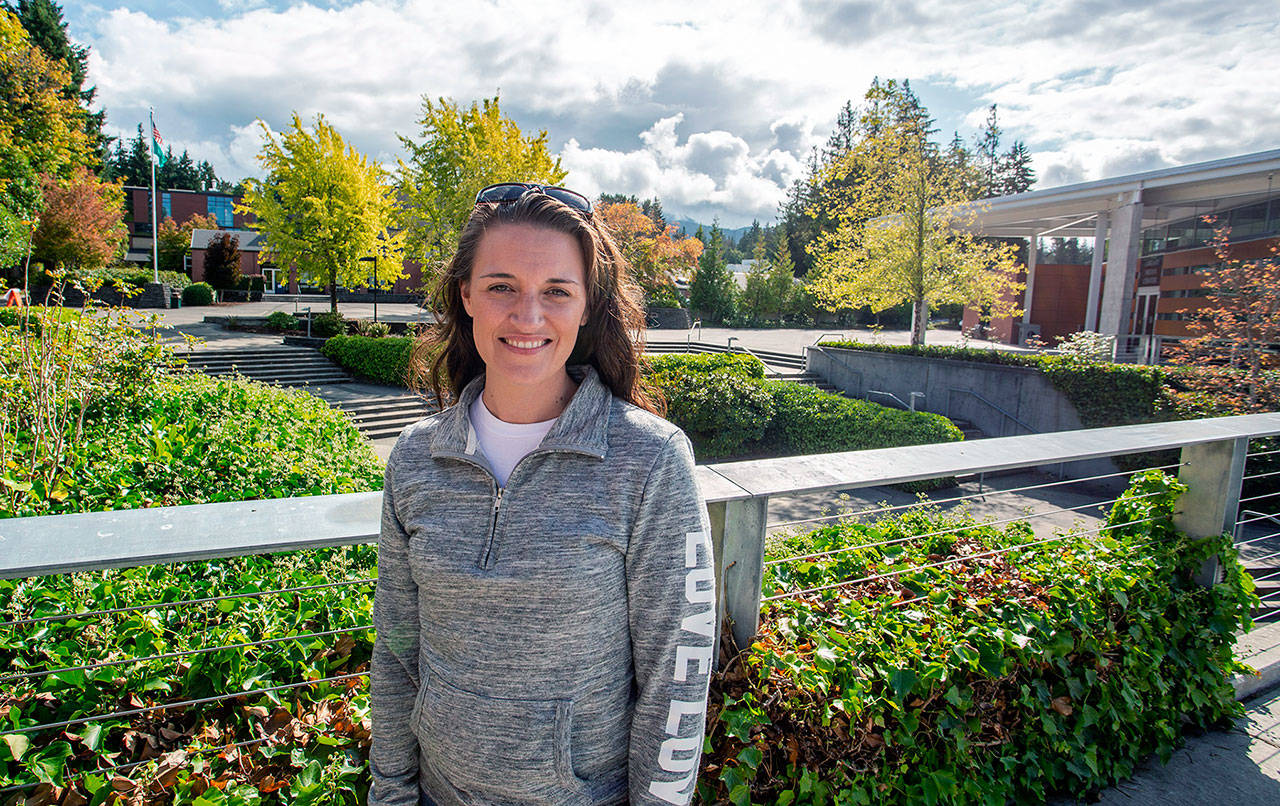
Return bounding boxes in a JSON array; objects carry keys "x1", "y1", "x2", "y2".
[
  {"x1": 725, "y1": 337, "x2": 783, "y2": 379},
  {"x1": 946, "y1": 387, "x2": 1038, "y2": 436},
  {"x1": 2, "y1": 413, "x2": 1279, "y2": 794}
]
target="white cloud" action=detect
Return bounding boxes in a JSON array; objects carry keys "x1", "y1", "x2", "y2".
[{"x1": 76, "y1": 0, "x2": 1280, "y2": 226}]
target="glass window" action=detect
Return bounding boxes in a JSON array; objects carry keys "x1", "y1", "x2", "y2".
[
  {"x1": 1165, "y1": 218, "x2": 1196, "y2": 251},
  {"x1": 1141, "y1": 225, "x2": 1166, "y2": 255},
  {"x1": 207, "y1": 196, "x2": 234, "y2": 227},
  {"x1": 162, "y1": 192, "x2": 172, "y2": 221},
  {"x1": 1193, "y1": 215, "x2": 1222, "y2": 247},
  {"x1": 1230, "y1": 203, "x2": 1269, "y2": 238}
]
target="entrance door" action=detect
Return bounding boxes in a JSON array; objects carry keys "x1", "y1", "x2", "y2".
[
  {"x1": 261, "y1": 267, "x2": 277, "y2": 293},
  {"x1": 1130, "y1": 289, "x2": 1159, "y2": 364}
]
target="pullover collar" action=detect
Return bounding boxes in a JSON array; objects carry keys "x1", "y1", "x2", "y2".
[{"x1": 429, "y1": 364, "x2": 611, "y2": 461}]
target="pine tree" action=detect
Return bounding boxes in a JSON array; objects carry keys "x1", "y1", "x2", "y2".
[
  {"x1": 997, "y1": 141, "x2": 1035, "y2": 195},
  {"x1": 975, "y1": 104, "x2": 1001, "y2": 197},
  {"x1": 689, "y1": 223, "x2": 736, "y2": 324}
]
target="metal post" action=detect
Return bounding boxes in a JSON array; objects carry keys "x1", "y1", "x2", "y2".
[
  {"x1": 304, "y1": 307, "x2": 311, "y2": 339},
  {"x1": 1176, "y1": 437, "x2": 1248, "y2": 586},
  {"x1": 707, "y1": 497, "x2": 768, "y2": 657}
]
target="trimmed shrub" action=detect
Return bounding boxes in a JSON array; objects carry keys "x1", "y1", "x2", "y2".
[
  {"x1": 760, "y1": 380, "x2": 961, "y2": 455},
  {"x1": 182, "y1": 282, "x2": 214, "y2": 306},
  {"x1": 265, "y1": 311, "x2": 300, "y2": 332},
  {"x1": 323, "y1": 335, "x2": 413, "y2": 388},
  {"x1": 644, "y1": 352, "x2": 767, "y2": 379},
  {"x1": 700, "y1": 471, "x2": 1255, "y2": 803},
  {"x1": 312, "y1": 311, "x2": 347, "y2": 338},
  {"x1": 658, "y1": 369, "x2": 776, "y2": 457}
]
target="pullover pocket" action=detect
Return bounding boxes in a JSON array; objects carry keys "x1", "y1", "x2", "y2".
[{"x1": 411, "y1": 665, "x2": 592, "y2": 805}]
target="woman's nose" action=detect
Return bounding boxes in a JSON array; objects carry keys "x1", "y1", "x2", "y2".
[{"x1": 511, "y1": 292, "x2": 545, "y2": 324}]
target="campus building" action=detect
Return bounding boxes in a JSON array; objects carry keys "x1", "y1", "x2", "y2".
[
  {"x1": 961, "y1": 148, "x2": 1280, "y2": 363},
  {"x1": 120, "y1": 186, "x2": 425, "y2": 295}
]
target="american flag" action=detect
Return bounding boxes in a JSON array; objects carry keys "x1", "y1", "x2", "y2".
[{"x1": 152, "y1": 123, "x2": 164, "y2": 148}]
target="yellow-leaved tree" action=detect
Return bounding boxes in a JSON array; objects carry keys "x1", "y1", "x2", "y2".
[
  {"x1": 809, "y1": 81, "x2": 1023, "y2": 345},
  {"x1": 238, "y1": 113, "x2": 404, "y2": 313},
  {"x1": 395, "y1": 95, "x2": 566, "y2": 286}
]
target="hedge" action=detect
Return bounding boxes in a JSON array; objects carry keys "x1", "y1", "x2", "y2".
[
  {"x1": 322, "y1": 335, "x2": 413, "y2": 388},
  {"x1": 698, "y1": 471, "x2": 1255, "y2": 803},
  {"x1": 818, "y1": 341, "x2": 1169, "y2": 429},
  {"x1": 646, "y1": 355, "x2": 963, "y2": 460},
  {"x1": 182, "y1": 282, "x2": 214, "y2": 306}
]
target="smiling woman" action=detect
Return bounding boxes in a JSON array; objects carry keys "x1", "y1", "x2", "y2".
[{"x1": 369, "y1": 187, "x2": 715, "y2": 806}]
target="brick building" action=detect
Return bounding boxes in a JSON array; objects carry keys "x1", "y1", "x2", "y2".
[{"x1": 959, "y1": 149, "x2": 1280, "y2": 363}]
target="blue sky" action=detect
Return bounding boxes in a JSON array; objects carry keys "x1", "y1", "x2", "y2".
[{"x1": 61, "y1": 0, "x2": 1280, "y2": 227}]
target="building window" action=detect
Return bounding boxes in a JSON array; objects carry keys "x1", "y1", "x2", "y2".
[
  {"x1": 207, "y1": 196, "x2": 234, "y2": 227},
  {"x1": 162, "y1": 192, "x2": 172, "y2": 221}
]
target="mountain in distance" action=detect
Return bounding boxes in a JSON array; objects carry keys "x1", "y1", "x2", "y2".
[{"x1": 670, "y1": 217, "x2": 753, "y2": 242}]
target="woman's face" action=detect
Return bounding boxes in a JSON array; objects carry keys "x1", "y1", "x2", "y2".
[{"x1": 460, "y1": 224, "x2": 589, "y2": 403}]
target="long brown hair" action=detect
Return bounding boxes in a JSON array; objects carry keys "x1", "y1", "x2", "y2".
[{"x1": 409, "y1": 190, "x2": 663, "y2": 415}]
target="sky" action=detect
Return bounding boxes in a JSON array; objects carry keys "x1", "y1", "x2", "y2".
[{"x1": 62, "y1": 0, "x2": 1280, "y2": 229}]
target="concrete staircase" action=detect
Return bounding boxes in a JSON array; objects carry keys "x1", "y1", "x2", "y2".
[
  {"x1": 177, "y1": 346, "x2": 353, "y2": 387},
  {"x1": 329, "y1": 395, "x2": 433, "y2": 441}
]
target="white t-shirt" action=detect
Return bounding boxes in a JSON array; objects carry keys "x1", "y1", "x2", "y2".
[{"x1": 468, "y1": 396, "x2": 558, "y2": 487}]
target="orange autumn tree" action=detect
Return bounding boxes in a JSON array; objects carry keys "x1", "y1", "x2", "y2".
[
  {"x1": 1169, "y1": 217, "x2": 1280, "y2": 412},
  {"x1": 31, "y1": 166, "x2": 127, "y2": 273},
  {"x1": 596, "y1": 200, "x2": 702, "y2": 300}
]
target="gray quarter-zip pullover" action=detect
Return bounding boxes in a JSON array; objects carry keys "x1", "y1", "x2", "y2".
[{"x1": 370, "y1": 366, "x2": 715, "y2": 805}]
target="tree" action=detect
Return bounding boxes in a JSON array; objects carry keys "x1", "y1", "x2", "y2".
[
  {"x1": 596, "y1": 199, "x2": 701, "y2": 299},
  {"x1": 157, "y1": 212, "x2": 217, "y2": 272},
  {"x1": 395, "y1": 95, "x2": 566, "y2": 278},
  {"x1": 689, "y1": 223, "x2": 736, "y2": 324},
  {"x1": 809, "y1": 125, "x2": 1022, "y2": 346},
  {"x1": 239, "y1": 113, "x2": 404, "y2": 312},
  {"x1": 1170, "y1": 221, "x2": 1280, "y2": 410},
  {"x1": 998, "y1": 141, "x2": 1036, "y2": 195},
  {"x1": 975, "y1": 104, "x2": 1001, "y2": 197},
  {"x1": 5, "y1": 0, "x2": 106, "y2": 160},
  {"x1": 203, "y1": 232, "x2": 240, "y2": 293},
  {"x1": 0, "y1": 8, "x2": 91, "y2": 267},
  {"x1": 31, "y1": 166, "x2": 126, "y2": 273}
]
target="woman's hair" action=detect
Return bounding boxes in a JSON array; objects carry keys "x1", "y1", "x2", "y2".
[{"x1": 409, "y1": 190, "x2": 664, "y2": 415}]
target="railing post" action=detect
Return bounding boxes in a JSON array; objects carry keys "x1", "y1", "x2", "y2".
[
  {"x1": 707, "y1": 496, "x2": 768, "y2": 659},
  {"x1": 1175, "y1": 437, "x2": 1248, "y2": 586}
]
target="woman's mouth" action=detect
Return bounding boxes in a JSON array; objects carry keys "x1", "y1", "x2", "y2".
[{"x1": 500, "y1": 337, "x2": 552, "y2": 350}]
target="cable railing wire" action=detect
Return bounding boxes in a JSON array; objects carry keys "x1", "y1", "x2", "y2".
[
  {"x1": 764, "y1": 491, "x2": 1162, "y2": 568},
  {"x1": 765, "y1": 463, "x2": 1185, "y2": 530},
  {"x1": 1243, "y1": 469, "x2": 1280, "y2": 482},
  {"x1": 761, "y1": 516, "x2": 1158, "y2": 602},
  {"x1": 1240, "y1": 490, "x2": 1280, "y2": 505},
  {"x1": 1237, "y1": 512, "x2": 1280, "y2": 529},
  {"x1": 0, "y1": 576, "x2": 377, "y2": 629},
  {"x1": 0, "y1": 671, "x2": 368, "y2": 737},
  {"x1": 1246, "y1": 447, "x2": 1280, "y2": 459},
  {"x1": 0, "y1": 624, "x2": 372, "y2": 686},
  {"x1": 1235, "y1": 529, "x2": 1280, "y2": 549}
]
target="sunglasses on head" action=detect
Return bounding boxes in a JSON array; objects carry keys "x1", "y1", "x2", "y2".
[{"x1": 474, "y1": 182, "x2": 593, "y2": 216}]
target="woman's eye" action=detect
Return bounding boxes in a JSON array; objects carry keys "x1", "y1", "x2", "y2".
[
  {"x1": 546, "y1": 287, "x2": 570, "y2": 297},
  {"x1": 487, "y1": 284, "x2": 512, "y2": 293}
]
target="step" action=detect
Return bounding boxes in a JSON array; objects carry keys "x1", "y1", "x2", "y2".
[
  {"x1": 187, "y1": 358, "x2": 340, "y2": 371},
  {"x1": 197, "y1": 367, "x2": 351, "y2": 381},
  {"x1": 338, "y1": 399, "x2": 429, "y2": 416}
]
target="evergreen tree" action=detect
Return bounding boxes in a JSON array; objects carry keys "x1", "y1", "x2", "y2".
[
  {"x1": 975, "y1": 104, "x2": 1001, "y2": 197},
  {"x1": 997, "y1": 141, "x2": 1035, "y2": 195},
  {"x1": 6, "y1": 0, "x2": 107, "y2": 161},
  {"x1": 689, "y1": 223, "x2": 736, "y2": 324}
]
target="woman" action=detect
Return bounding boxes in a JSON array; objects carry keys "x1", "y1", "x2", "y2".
[{"x1": 370, "y1": 183, "x2": 715, "y2": 806}]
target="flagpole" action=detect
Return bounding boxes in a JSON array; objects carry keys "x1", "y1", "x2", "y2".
[{"x1": 149, "y1": 108, "x2": 160, "y2": 284}]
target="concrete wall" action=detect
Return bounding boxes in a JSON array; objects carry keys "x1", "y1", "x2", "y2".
[{"x1": 806, "y1": 346, "x2": 1116, "y2": 479}]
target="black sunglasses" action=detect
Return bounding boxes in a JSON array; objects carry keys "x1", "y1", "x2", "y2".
[{"x1": 474, "y1": 182, "x2": 593, "y2": 216}]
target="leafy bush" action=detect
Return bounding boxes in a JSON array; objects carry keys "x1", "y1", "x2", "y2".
[
  {"x1": 1, "y1": 544, "x2": 375, "y2": 803},
  {"x1": 646, "y1": 354, "x2": 962, "y2": 460},
  {"x1": 699, "y1": 472, "x2": 1255, "y2": 803},
  {"x1": 647, "y1": 290, "x2": 686, "y2": 309},
  {"x1": 355, "y1": 319, "x2": 391, "y2": 338},
  {"x1": 182, "y1": 282, "x2": 214, "y2": 306},
  {"x1": 658, "y1": 369, "x2": 777, "y2": 457},
  {"x1": 644, "y1": 352, "x2": 767, "y2": 380},
  {"x1": 266, "y1": 311, "x2": 300, "y2": 332},
  {"x1": 323, "y1": 335, "x2": 413, "y2": 388},
  {"x1": 312, "y1": 311, "x2": 347, "y2": 339},
  {"x1": 77, "y1": 264, "x2": 193, "y2": 291}
]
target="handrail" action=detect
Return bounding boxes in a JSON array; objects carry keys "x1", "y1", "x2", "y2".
[
  {"x1": 811, "y1": 332, "x2": 845, "y2": 346},
  {"x1": 867, "y1": 389, "x2": 910, "y2": 410},
  {"x1": 805, "y1": 345, "x2": 863, "y2": 393},
  {"x1": 4, "y1": 413, "x2": 1280, "y2": 580},
  {"x1": 946, "y1": 387, "x2": 1037, "y2": 436},
  {"x1": 726, "y1": 337, "x2": 783, "y2": 379},
  {"x1": 688, "y1": 318, "x2": 702, "y2": 344}
]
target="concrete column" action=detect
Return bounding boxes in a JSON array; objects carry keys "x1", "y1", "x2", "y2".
[
  {"x1": 1085, "y1": 211, "x2": 1109, "y2": 331},
  {"x1": 1176, "y1": 438, "x2": 1247, "y2": 586},
  {"x1": 707, "y1": 497, "x2": 768, "y2": 658},
  {"x1": 1097, "y1": 196, "x2": 1144, "y2": 338},
  {"x1": 1021, "y1": 232, "x2": 1038, "y2": 326}
]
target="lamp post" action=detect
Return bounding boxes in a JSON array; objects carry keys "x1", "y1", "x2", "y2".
[{"x1": 359, "y1": 255, "x2": 378, "y2": 323}]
